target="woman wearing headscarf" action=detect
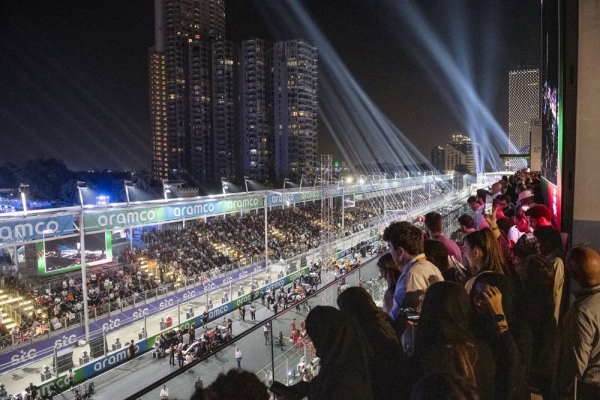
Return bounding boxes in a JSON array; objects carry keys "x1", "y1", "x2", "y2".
[
  {"x1": 337, "y1": 287, "x2": 406, "y2": 400},
  {"x1": 284, "y1": 306, "x2": 374, "y2": 400},
  {"x1": 470, "y1": 273, "x2": 532, "y2": 400},
  {"x1": 404, "y1": 281, "x2": 495, "y2": 400}
]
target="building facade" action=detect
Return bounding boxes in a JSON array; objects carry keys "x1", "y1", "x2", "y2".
[
  {"x1": 212, "y1": 41, "x2": 240, "y2": 182},
  {"x1": 240, "y1": 39, "x2": 273, "y2": 183},
  {"x1": 273, "y1": 40, "x2": 319, "y2": 183},
  {"x1": 149, "y1": 49, "x2": 168, "y2": 181},
  {"x1": 150, "y1": 0, "x2": 225, "y2": 184},
  {"x1": 445, "y1": 135, "x2": 479, "y2": 174},
  {"x1": 508, "y1": 68, "x2": 540, "y2": 169},
  {"x1": 431, "y1": 146, "x2": 446, "y2": 173}
]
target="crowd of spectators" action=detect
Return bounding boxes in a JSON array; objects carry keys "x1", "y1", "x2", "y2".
[
  {"x1": 258, "y1": 170, "x2": 600, "y2": 400},
  {"x1": 292, "y1": 169, "x2": 599, "y2": 400},
  {"x1": 0, "y1": 182, "x2": 449, "y2": 356},
  {"x1": 0, "y1": 192, "x2": 417, "y2": 346}
]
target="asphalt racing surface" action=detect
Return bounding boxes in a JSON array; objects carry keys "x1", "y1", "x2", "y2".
[{"x1": 46, "y1": 254, "x2": 381, "y2": 400}]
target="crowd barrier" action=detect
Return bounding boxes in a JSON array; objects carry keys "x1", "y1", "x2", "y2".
[
  {"x1": 34, "y1": 264, "x2": 316, "y2": 398},
  {"x1": 34, "y1": 231, "x2": 385, "y2": 398}
]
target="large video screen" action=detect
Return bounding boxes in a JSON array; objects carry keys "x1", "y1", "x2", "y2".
[
  {"x1": 541, "y1": 0, "x2": 561, "y2": 186},
  {"x1": 36, "y1": 231, "x2": 113, "y2": 276}
]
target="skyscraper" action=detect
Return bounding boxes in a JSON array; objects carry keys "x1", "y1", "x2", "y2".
[
  {"x1": 149, "y1": 49, "x2": 167, "y2": 181},
  {"x1": 445, "y1": 135, "x2": 479, "y2": 174},
  {"x1": 431, "y1": 146, "x2": 446, "y2": 173},
  {"x1": 508, "y1": 68, "x2": 540, "y2": 169},
  {"x1": 241, "y1": 39, "x2": 273, "y2": 182},
  {"x1": 212, "y1": 41, "x2": 240, "y2": 182},
  {"x1": 273, "y1": 40, "x2": 319, "y2": 183},
  {"x1": 150, "y1": 0, "x2": 225, "y2": 184}
]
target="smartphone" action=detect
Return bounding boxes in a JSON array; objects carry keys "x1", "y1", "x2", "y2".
[
  {"x1": 484, "y1": 194, "x2": 493, "y2": 215},
  {"x1": 399, "y1": 308, "x2": 420, "y2": 321},
  {"x1": 450, "y1": 256, "x2": 467, "y2": 279}
]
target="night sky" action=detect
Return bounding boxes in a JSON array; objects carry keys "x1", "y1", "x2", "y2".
[{"x1": 0, "y1": 0, "x2": 540, "y2": 172}]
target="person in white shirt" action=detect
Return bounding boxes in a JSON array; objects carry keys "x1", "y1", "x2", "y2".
[
  {"x1": 467, "y1": 195, "x2": 489, "y2": 230},
  {"x1": 160, "y1": 385, "x2": 169, "y2": 399},
  {"x1": 382, "y1": 221, "x2": 444, "y2": 322},
  {"x1": 235, "y1": 347, "x2": 242, "y2": 370}
]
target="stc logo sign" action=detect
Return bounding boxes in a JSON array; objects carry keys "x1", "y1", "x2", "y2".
[
  {"x1": 55, "y1": 334, "x2": 78, "y2": 349},
  {"x1": 11, "y1": 348, "x2": 37, "y2": 365},
  {"x1": 102, "y1": 319, "x2": 122, "y2": 333},
  {"x1": 160, "y1": 299, "x2": 175, "y2": 310},
  {"x1": 182, "y1": 290, "x2": 197, "y2": 301},
  {"x1": 132, "y1": 308, "x2": 149, "y2": 320}
]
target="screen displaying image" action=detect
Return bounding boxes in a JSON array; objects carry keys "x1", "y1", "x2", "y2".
[
  {"x1": 37, "y1": 231, "x2": 112, "y2": 275},
  {"x1": 541, "y1": 0, "x2": 561, "y2": 186},
  {"x1": 343, "y1": 194, "x2": 356, "y2": 208}
]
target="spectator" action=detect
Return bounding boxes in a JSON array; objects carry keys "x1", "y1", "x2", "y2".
[
  {"x1": 518, "y1": 255, "x2": 559, "y2": 398},
  {"x1": 337, "y1": 287, "x2": 406, "y2": 400},
  {"x1": 533, "y1": 226, "x2": 567, "y2": 324},
  {"x1": 462, "y1": 229, "x2": 505, "y2": 293},
  {"x1": 525, "y1": 204, "x2": 553, "y2": 230},
  {"x1": 382, "y1": 221, "x2": 444, "y2": 322},
  {"x1": 469, "y1": 273, "x2": 532, "y2": 400},
  {"x1": 557, "y1": 246, "x2": 600, "y2": 398},
  {"x1": 491, "y1": 182, "x2": 503, "y2": 199},
  {"x1": 516, "y1": 190, "x2": 535, "y2": 211},
  {"x1": 409, "y1": 372, "x2": 480, "y2": 400},
  {"x1": 376, "y1": 253, "x2": 402, "y2": 314},
  {"x1": 405, "y1": 282, "x2": 495, "y2": 400},
  {"x1": 424, "y1": 212, "x2": 462, "y2": 261},
  {"x1": 191, "y1": 369, "x2": 269, "y2": 400},
  {"x1": 285, "y1": 306, "x2": 373, "y2": 400},
  {"x1": 424, "y1": 240, "x2": 453, "y2": 282},
  {"x1": 467, "y1": 193, "x2": 489, "y2": 230}
]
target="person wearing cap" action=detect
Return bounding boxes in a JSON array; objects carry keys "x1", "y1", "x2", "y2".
[
  {"x1": 525, "y1": 204, "x2": 553, "y2": 230},
  {"x1": 467, "y1": 192, "x2": 489, "y2": 230},
  {"x1": 517, "y1": 190, "x2": 535, "y2": 211}
]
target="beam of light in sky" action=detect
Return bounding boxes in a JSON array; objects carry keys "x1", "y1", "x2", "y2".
[
  {"x1": 380, "y1": 0, "x2": 519, "y2": 172},
  {"x1": 259, "y1": 0, "x2": 446, "y2": 181}
]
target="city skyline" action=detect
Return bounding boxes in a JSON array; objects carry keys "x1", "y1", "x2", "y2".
[{"x1": 0, "y1": 0, "x2": 540, "y2": 172}]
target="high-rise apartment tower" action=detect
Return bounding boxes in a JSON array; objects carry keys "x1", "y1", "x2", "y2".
[
  {"x1": 508, "y1": 68, "x2": 540, "y2": 169},
  {"x1": 150, "y1": 0, "x2": 225, "y2": 183},
  {"x1": 240, "y1": 39, "x2": 274, "y2": 182},
  {"x1": 273, "y1": 40, "x2": 319, "y2": 183}
]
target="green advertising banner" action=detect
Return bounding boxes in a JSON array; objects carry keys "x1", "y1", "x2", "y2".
[
  {"x1": 83, "y1": 196, "x2": 265, "y2": 232},
  {"x1": 84, "y1": 206, "x2": 166, "y2": 231}
]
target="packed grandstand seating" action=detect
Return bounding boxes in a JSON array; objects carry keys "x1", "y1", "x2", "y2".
[{"x1": 0, "y1": 185, "x2": 446, "y2": 347}]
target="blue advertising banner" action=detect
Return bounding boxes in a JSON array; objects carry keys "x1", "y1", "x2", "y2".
[
  {"x1": 37, "y1": 265, "x2": 311, "y2": 397},
  {"x1": 0, "y1": 262, "x2": 266, "y2": 374},
  {"x1": 0, "y1": 214, "x2": 76, "y2": 244}
]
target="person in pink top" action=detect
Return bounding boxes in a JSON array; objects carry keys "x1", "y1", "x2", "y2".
[{"x1": 424, "y1": 212, "x2": 462, "y2": 261}]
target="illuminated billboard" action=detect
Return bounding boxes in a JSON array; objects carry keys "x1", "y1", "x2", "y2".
[
  {"x1": 37, "y1": 231, "x2": 113, "y2": 276},
  {"x1": 541, "y1": 0, "x2": 563, "y2": 229}
]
